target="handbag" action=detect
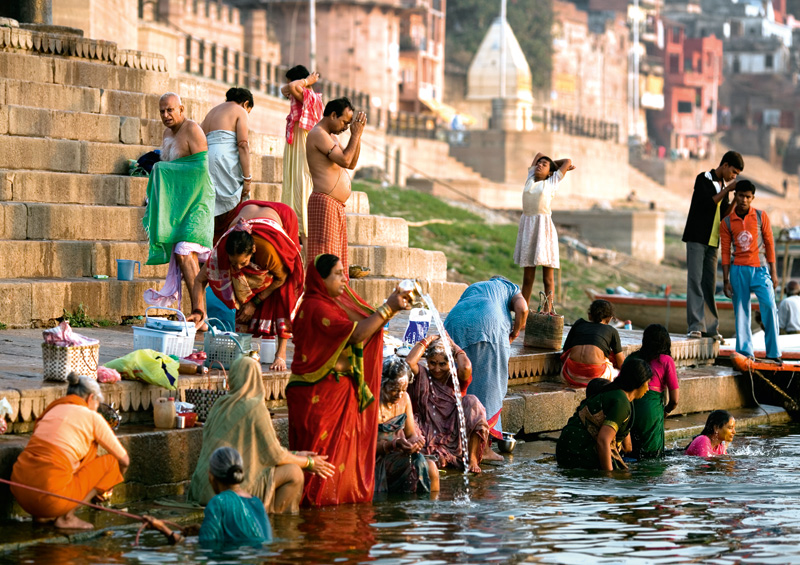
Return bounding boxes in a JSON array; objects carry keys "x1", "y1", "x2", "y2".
[
  {"x1": 524, "y1": 292, "x2": 565, "y2": 350},
  {"x1": 184, "y1": 361, "x2": 228, "y2": 421}
]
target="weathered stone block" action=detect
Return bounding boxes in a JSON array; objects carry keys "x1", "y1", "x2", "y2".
[
  {"x1": 0, "y1": 202, "x2": 28, "y2": 239},
  {"x1": 4, "y1": 79, "x2": 100, "y2": 113},
  {"x1": 53, "y1": 58, "x2": 168, "y2": 95},
  {"x1": 119, "y1": 116, "x2": 141, "y2": 144},
  {"x1": 520, "y1": 385, "x2": 585, "y2": 434},
  {"x1": 0, "y1": 137, "x2": 82, "y2": 172},
  {"x1": 8, "y1": 106, "x2": 120, "y2": 143},
  {"x1": 348, "y1": 246, "x2": 447, "y2": 280},
  {"x1": 0, "y1": 52, "x2": 53, "y2": 83},
  {"x1": 0, "y1": 106, "x2": 7, "y2": 135},
  {"x1": 100, "y1": 89, "x2": 147, "y2": 119},
  {"x1": 251, "y1": 182, "x2": 281, "y2": 202},
  {"x1": 0, "y1": 281, "x2": 32, "y2": 327},
  {"x1": 0, "y1": 241, "x2": 94, "y2": 279},
  {"x1": 25, "y1": 203, "x2": 145, "y2": 241},
  {"x1": 94, "y1": 242, "x2": 168, "y2": 278},
  {"x1": 140, "y1": 119, "x2": 162, "y2": 146},
  {"x1": 80, "y1": 141, "x2": 150, "y2": 175},
  {"x1": 118, "y1": 176, "x2": 148, "y2": 206},
  {"x1": 253, "y1": 155, "x2": 282, "y2": 183},
  {"x1": 0, "y1": 80, "x2": 5, "y2": 105},
  {"x1": 345, "y1": 191, "x2": 370, "y2": 215},
  {"x1": 0, "y1": 171, "x2": 12, "y2": 201},
  {"x1": 346, "y1": 214, "x2": 408, "y2": 247},
  {"x1": 2, "y1": 171, "x2": 119, "y2": 205},
  {"x1": 348, "y1": 278, "x2": 465, "y2": 311}
]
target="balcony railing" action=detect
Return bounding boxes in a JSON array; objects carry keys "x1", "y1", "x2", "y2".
[{"x1": 543, "y1": 109, "x2": 620, "y2": 141}]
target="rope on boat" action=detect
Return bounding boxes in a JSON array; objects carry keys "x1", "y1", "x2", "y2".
[
  {"x1": 0, "y1": 477, "x2": 183, "y2": 545},
  {"x1": 748, "y1": 368, "x2": 800, "y2": 412}
]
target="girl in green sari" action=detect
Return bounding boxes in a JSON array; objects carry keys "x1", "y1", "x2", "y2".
[
  {"x1": 630, "y1": 324, "x2": 680, "y2": 459},
  {"x1": 556, "y1": 357, "x2": 651, "y2": 471}
]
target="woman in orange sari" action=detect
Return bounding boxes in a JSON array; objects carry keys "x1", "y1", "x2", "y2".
[
  {"x1": 188, "y1": 200, "x2": 303, "y2": 371},
  {"x1": 10, "y1": 373, "x2": 129, "y2": 529},
  {"x1": 286, "y1": 254, "x2": 411, "y2": 506}
]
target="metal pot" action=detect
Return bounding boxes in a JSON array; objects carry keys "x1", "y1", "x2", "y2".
[
  {"x1": 497, "y1": 432, "x2": 517, "y2": 453},
  {"x1": 398, "y1": 279, "x2": 425, "y2": 308}
]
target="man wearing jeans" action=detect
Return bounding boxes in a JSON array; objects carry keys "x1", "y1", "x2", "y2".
[{"x1": 681, "y1": 151, "x2": 744, "y2": 340}]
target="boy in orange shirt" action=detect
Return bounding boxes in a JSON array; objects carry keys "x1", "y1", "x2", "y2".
[{"x1": 720, "y1": 180, "x2": 781, "y2": 360}]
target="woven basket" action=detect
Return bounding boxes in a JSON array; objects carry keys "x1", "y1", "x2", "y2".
[
  {"x1": 42, "y1": 342, "x2": 100, "y2": 382},
  {"x1": 524, "y1": 292, "x2": 564, "y2": 350},
  {"x1": 185, "y1": 361, "x2": 228, "y2": 421}
]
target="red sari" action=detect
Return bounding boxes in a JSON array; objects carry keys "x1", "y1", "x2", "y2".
[
  {"x1": 207, "y1": 200, "x2": 303, "y2": 338},
  {"x1": 286, "y1": 264, "x2": 383, "y2": 506}
]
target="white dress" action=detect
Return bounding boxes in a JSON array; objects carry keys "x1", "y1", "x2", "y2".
[{"x1": 513, "y1": 169, "x2": 564, "y2": 268}]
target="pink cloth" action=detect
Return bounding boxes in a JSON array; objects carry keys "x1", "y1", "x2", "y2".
[
  {"x1": 96, "y1": 367, "x2": 121, "y2": 384},
  {"x1": 42, "y1": 321, "x2": 98, "y2": 347},
  {"x1": 285, "y1": 88, "x2": 323, "y2": 145},
  {"x1": 648, "y1": 354, "x2": 679, "y2": 393},
  {"x1": 686, "y1": 434, "x2": 727, "y2": 457},
  {"x1": 143, "y1": 242, "x2": 211, "y2": 308}
]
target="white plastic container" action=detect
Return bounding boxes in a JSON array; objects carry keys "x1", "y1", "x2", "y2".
[
  {"x1": 153, "y1": 397, "x2": 176, "y2": 429},
  {"x1": 261, "y1": 338, "x2": 276, "y2": 364}
]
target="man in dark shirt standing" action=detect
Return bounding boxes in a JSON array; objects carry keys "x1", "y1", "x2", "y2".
[{"x1": 682, "y1": 151, "x2": 744, "y2": 340}]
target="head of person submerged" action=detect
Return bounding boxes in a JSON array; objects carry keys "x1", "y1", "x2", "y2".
[
  {"x1": 315, "y1": 254, "x2": 347, "y2": 297},
  {"x1": 159, "y1": 92, "x2": 185, "y2": 129},
  {"x1": 323, "y1": 97, "x2": 355, "y2": 134},
  {"x1": 208, "y1": 446, "x2": 246, "y2": 494},
  {"x1": 588, "y1": 299, "x2": 615, "y2": 324},
  {"x1": 700, "y1": 409, "x2": 736, "y2": 443},
  {"x1": 733, "y1": 179, "x2": 756, "y2": 214},
  {"x1": 717, "y1": 151, "x2": 744, "y2": 184},
  {"x1": 381, "y1": 356, "x2": 412, "y2": 405},
  {"x1": 225, "y1": 230, "x2": 256, "y2": 272},
  {"x1": 226, "y1": 87, "x2": 254, "y2": 113},
  {"x1": 66, "y1": 371, "x2": 104, "y2": 411}
]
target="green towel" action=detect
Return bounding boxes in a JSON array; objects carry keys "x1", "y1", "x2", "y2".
[{"x1": 142, "y1": 151, "x2": 215, "y2": 265}]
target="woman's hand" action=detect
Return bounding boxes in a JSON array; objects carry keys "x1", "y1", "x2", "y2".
[
  {"x1": 385, "y1": 288, "x2": 412, "y2": 313},
  {"x1": 395, "y1": 437, "x2": 422, "y2": 454},
  {"x1": 509, "y1": 329, "x2": 521, "y2": 344},
  {"x1": 270, "y1": 356, "x2": 287, "y2": 372},
  {"x1": 306, "y1": 71, "x2": 320, "y2": 86},
  {"x1": 187, "y1": 310, "x2": 205, "y2": 330},
  {"x1": 407, "y1": 434, "x2": 426, "y2": 452},
  {"x1": 237, "y1": 301, "x2": 257, "y2": 323},
  {"x1": 309, "y1": 454, "x2": 335, "y2": 478}
]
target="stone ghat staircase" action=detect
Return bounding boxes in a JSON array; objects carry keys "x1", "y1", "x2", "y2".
[{"x1": 0, "y1": 40, "x2": 465, "y2": 327}]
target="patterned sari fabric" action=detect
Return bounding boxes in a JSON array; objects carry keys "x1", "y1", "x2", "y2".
[
  {"x1": 409, "y1": 365, "x2": 489, "y2": 470},
  {"x1": 207, "y1": 200, "x2": 303, "y2": 338},
  {"x1": 286, "y1": 263, "x2": 382, "y2": 506},
  {"x1": 374, "y1": 413, "x2": 431, "y2": 495},
  {"x1": 556, "y1": 388, "x2": 633, "y2": 470}
]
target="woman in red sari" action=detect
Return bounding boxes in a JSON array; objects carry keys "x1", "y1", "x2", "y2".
[
  {"x1": 188, "y1": 200, "x2": 303, "y2": 371},
  {"x1": 286, "y1": 254, "x2": 411, "y2": 506}
]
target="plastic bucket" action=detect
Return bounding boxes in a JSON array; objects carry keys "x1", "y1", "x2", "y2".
[{"x1": 116, "y1": 259, "x2": 141, "y2": 281}]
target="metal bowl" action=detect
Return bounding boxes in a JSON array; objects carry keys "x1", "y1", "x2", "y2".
[{"x1": 497, "y1": 432, "x2": 517, "y2": 454}]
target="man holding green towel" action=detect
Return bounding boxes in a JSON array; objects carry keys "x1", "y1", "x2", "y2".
[{"x1": 143, "y1": 93, "x2": 215, "y2": 309}]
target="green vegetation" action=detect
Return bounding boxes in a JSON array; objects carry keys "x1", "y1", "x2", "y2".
[
  {"x1": 446, "y1": 0, "x2": 553, "y2": 89},
  {"x1": 61, "y1": 304, "x2": 116, "y2": 328},
  {"x1": 0, "y1": 322, "x2": 6, "y2": 331}
]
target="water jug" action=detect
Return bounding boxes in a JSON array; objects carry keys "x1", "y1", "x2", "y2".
[
  {"x1": 116, "y1": 259, "x2": 141, "y2": 281},
  {"x1": 153, "y1": 397, "x2": 176, "y2": 429},
  {"x1": 261, "y1": 338, "x2": 276, "y2": 364},
  {"x1": 403, "y1": 308, "x2": 432, "y2": 346}
]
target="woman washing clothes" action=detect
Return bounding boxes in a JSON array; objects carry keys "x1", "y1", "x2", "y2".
[
  {"x1": 513, "y1": 151, "x2": 575, "y2": 308},
  {"x1": 556, "y1": 357, "x2": 651, "y2": 471},
  {"x1": 686, "y1": 410, "x2": 735, "y2": 457},
  {"x1": 10, "y1": 373, "x2": 129, "y2": 529},
  {"x1": 187, "y1": 201, "x2": 303, "y2": 371},
  {"x1": 405, "y1": 334, "x2": 491, "y2": 473},
  {"x1": 375, "y1": 357, "x2": 438, "y2": 494},
  {"x1": 560, "y1": 299, "x2": 626, "y2": 387}
]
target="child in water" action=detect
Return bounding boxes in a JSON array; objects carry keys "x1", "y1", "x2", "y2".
[{"x1": 513, "y1": 151, "x2": 575, "y2": 309}]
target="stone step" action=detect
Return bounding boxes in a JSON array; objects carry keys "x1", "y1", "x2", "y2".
[
  {"x1": 349, "y1": 277, "x2": 466, "y2": 311},
  {"x1": 0, "y1": 277, "x2": 190, "y2": 327},
  {"x1": 0, "y1": 170, "x2": 281, "y2": 207},
  {"x1": 0, "y1": 135, "x2": 282, "y2": 182},
  {"x1": 0, "y1": 198, "x2": 391, "y2": 243},
  {"x1": 348, "y1": 245, "x2": 447, "y2": 281}
]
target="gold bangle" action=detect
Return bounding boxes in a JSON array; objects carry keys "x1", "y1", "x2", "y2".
[{"x1": 377, "y1": 304, "x2": 393, "y2": 321}]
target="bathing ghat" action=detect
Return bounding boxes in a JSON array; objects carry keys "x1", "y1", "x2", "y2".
[{"x1": 0, "y1": 319, "x2": 788, "y2": 523}]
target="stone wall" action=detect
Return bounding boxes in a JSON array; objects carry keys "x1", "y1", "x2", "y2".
[{"x1": 53, "y1": 0, "x2": 139, "y2": 50}]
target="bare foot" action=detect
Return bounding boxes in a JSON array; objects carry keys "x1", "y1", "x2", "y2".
[
  {"x1": 482, "y1": 444, "x2": 505, "y2": 462},
  {"x1": 33, "y1": 517, "x2": 54, "y2": 525},
  {"x1": 468, "y1": 460, "x2": 482, "y2": 474},
  {"x1": 54, "y1": 514, "x2": 94, "y2": 530}
]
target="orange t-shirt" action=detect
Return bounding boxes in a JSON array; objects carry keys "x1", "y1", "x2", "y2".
[
  {"x1": 719, "y1": 207, "x2": 775, "y2": 267},
  {"x1": 33, "y1": 404, "x2": 127, "y2": 472}
]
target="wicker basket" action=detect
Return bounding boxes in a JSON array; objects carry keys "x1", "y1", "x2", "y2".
[
  {"x1": 132, "y1": 307, "x2": 196, "y2": 358},
  {"x1": 204, "y1": 331, "x2": 251, "y2": 370},
  {"x1": 42, "y1": 342, "x2": 100, "y2": 382},
  {"x1": 524, "y1": 292, "x2": 564, "y2": 350}
]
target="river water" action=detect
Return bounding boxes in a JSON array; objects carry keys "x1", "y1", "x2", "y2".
[{"x1": 8, "y1": 423, "x2": 800, "y2": 564}]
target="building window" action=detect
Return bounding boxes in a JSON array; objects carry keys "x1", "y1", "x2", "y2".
[
  {"x1": 765, "y1": 54, "x2": 774, "y2": 69},
  {"x1": 678, "y1": 101, "x2": 693, "y2": 113},
  {"x1": 733, "y1": 57, "x2": 740, "y2": 73},
  {"x1": 672, "y1": 26, "x2": 681, "y2": 43},
  {"x1": 669, "y1": 54, "x2": 680, "y2": 73},
  {"x1": 684, "y1": 57, "x2": 693, "y2": 72}
]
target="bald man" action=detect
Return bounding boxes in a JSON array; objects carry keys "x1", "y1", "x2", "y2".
[{"x1": 142, "y1": 93, "x2": 215, "y2": 310}]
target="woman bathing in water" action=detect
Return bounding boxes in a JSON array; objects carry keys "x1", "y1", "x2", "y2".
[
  {"x1": 686, "y1": 410, "x2": 736, "y2": 457},
  {"x1": 405, "y1": 334, "x2": 499, "y2": 473}
]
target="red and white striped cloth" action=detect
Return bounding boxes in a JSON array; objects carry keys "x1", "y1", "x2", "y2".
[
  {"x1": 306, "y1": 192, "x2": 348, "y2": 275},
  {"x1": 285, "y1": 88, "x2": 324, "y2": 145}
]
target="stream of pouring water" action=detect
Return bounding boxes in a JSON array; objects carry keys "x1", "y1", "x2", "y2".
[{"x1": 422, "y1": 294, "x2": 470, "y2": 501}]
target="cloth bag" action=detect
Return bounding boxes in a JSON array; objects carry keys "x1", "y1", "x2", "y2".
[{"x1": 524, "y1": 292, "x2": 564, "y2": 350}]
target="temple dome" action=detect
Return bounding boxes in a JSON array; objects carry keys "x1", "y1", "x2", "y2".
[{"x1": 467, "y1": 17, "x2": 534, "y2": 102}]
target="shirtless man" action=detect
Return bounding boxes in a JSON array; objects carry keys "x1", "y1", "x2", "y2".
[
  {"x1": 305, "y1": 97, "x2": 366, "y2": 274},
  {"x1": 143, "y1": 93, "x2": 214, "y2": 311}
]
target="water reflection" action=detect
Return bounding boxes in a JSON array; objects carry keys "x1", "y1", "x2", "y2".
[{"x1": 8, "y1": 425, "x2": 800, "y2": 564}]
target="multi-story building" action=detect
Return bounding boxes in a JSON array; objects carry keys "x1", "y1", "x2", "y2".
[{"x1": 398, "y1": 0, "x2": 446, "y2": 113}]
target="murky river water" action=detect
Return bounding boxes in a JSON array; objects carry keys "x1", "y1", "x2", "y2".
[{"x1": 8, "y1": 424, "x2": 800, "y2": 564}]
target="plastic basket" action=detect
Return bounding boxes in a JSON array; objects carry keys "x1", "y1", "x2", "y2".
[
  {"x1": 42, "y1": 342, "x2": 100, "y2": 382},
  {"x1": 133, "y1": 307, "x2": 196, "y2": 358},
  {"x1": 204, "y1": 325, "x2": 251, "y2": 370}
]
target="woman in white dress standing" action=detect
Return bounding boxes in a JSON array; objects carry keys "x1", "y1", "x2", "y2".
[{"x1": 513, "y1": 152, "x2": 575, "y2": 310}]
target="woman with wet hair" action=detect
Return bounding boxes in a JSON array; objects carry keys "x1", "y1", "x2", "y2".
[
  {"x1": 197, "y1": 446, "x2": 272, "y2": 547},
  {"x1": 686, "y1": 410, "x2": 735, "y2": 457},
  {"x1": 560, "y1": 299, "x2": 626, "y2": 387},
  {"x1": 405, "y1": 334, "x2": 491, "y2": 473},
  {"x1": 10, "y1": 372, "x2": 129, "y2": 529},
  {"x1": 630, "y1": 324, "x2": 680, "y2": 459},
  {"x1": 557, "y1": 357, "x2": 652, "y2": 470},
  {"x1": 374, "y1": 356, "x2": 437, "y2": 494}
]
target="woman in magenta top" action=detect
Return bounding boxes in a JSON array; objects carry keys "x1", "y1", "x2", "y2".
[
  {"x1": 686, "y1": 410, "x2": 736, "y2": 457},
  {"x1": 630, "y1": 324, "x2": 680, "y2": 459}
]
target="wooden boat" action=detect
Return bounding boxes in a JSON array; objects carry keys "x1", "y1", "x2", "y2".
[{"x1": 585, "y1": 289, "x2": 759, "y2": 337}]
